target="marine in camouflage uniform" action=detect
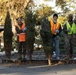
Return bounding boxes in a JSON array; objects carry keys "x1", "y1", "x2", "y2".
[
  {"x1": 73, "y1": 15, "x2": 76, "y2": 47},
  {"x1": 63, "y1": 14, "x2": 76, "y2": 59}
]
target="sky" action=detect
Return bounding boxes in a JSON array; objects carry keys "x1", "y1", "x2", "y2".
[
  {"x1": 33, "y1": 0, "x2": 76, "y2": 13},
  {"x1": 33, "y1": 0, "x2": 62, "y2": 12},
  {"x1": 33, "y1": 0, "x2": 56, "y2": 7}
]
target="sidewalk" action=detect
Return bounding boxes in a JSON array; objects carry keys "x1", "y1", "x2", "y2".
[
  {"x1": 0, "y1": 64, "x2": 76, "y2": 75},
  {"x1": 0, "y1": 50, "x2": 76, "y2": 75}
]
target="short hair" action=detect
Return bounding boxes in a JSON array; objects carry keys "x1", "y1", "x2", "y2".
[
  {"x1": 53, "y1": 13, "x2": 58, "y2": 18},
  {"x1": 68, "y1": 14, "x2": 73, "y2": 18},
  {"x1": 16, "y1": 16, "x2": 23, "y2": 21}
]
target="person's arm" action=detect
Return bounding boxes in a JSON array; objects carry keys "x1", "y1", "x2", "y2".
[
  {"x1": 22, "y1": 26, "x2": 27, "y2": 32},
  {"x1": 63, "y1": 23, "x2": 68, "y2": 34},
  {"x1": 15, "y1": 25, "x2": 23, "y2": 34},
  {"x1": 59, "y1": 25, "x2": 62, "y2": 34},
  {"x1": 55, "y1": 24, "x2": 62, "y2": 36},
  {"x1": 15, "y1": 26, "x2": 20, "y2": 34},
  {"x1": 15, "y1": 24, "x2": 20, "y2": 30},
  {"x1": 15, "y1": 24, "x2": 27, "y2": 33}
]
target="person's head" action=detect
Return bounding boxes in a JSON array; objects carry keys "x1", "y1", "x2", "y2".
[
  {"x1": 68, "y1": 14, "x2": 73, "y2": 21},
  {"x1": 53, "y1": 13, "x2": 58, "y2": 23},
  {"x1": 16, "y1": 17, "x2": 23, "y2": 25}
]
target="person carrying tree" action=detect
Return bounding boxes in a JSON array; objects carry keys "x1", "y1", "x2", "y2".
[
  {"x1": 50, "y1": 13, "x2": 62, "y2": 60},
  {"x1": 15, "y1": 17, "x2": 27, "y2": 60},
  {"x1": 63, "y1": 14, "x2": 76, "y2": 59},
  {"x1": 73, "y1": 14, "x2": 76, "y2": 47}
]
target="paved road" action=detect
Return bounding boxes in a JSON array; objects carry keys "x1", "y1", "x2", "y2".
[{"x1": 0, "y1": 64, "x2": 76, "y2": 75}]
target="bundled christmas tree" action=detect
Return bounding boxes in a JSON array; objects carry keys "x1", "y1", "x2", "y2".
[
  {"x1": 24, "y1": 9, "x2": 37, "y2": 60},
  {"x1": 3, "y1": 11, "x2": 13, "y2": 59},
  {"x1": 40, "y1": 16, "x2": 53, "y2": 65}
]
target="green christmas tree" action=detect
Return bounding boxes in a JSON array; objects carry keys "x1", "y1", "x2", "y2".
[
  {"x1": 24, "y1": 9, "x2": 37, "y2": 60},
  {"x1": 40, "y1": 16, "x2": 53, "y2": 65},
  {"x1": 3, "y1": 11, "x2": 13, "y2": 59}
]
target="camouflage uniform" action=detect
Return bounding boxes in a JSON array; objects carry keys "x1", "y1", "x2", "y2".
[
  {"x1": 64, "y1": 34, "x2": 73, "y2": 58},
  {"x1": 63, "y1": 15, "x2": 75, "y2": 58}
]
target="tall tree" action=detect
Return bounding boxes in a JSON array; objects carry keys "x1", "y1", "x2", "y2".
[
  {"x1": 40, "y1": 16, "x2": 53, "y2": 65},
  {"x1": 24, "y1": 9, "x2": 37, "y2": 60},
  {"x1": 0, "y1": 0, "x2": 31, "y2": 25},
  {"x1": 56, "y1": 0, "x2": 76, "y2": 14},
  {"x1": 3, "y1": 11, "x2": 13, "y2": 59},
  {"x1": 37, "y1": 5, "x2": 54, "y2": 18}
]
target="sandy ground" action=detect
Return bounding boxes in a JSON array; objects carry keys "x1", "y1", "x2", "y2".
[{"x1": 0, "y1": 63, "x2": 76, "y2": 75}]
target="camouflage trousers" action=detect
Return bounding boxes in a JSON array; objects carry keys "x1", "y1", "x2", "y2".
[
  {"x1": 65, "y1": 34, "x2": 76, "y2": 58},
  {"x1": 72, "y1": 34, "x2": 76, "y2": 46}
]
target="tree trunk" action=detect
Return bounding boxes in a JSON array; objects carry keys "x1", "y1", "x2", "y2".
[{"x1": 47, "y1": 54, "x2": 51, "y2": 65}]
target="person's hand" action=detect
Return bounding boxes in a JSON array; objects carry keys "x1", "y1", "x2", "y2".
[
  {"x1": 14, "y1": 24, "x2": 18, "y2": 27},
  {"x1": 22, "y1": 27, "x2": 27, "y2": 32},
  {"x1": 55, "y1": 30, "x2": 59, "y2": 33},
  {"x1": 56, "y1": 35, "x2": 60, "y2": 40},
  {"x1": 67, "y1": 28, "x2": 70, "y2": 32},
  {"x1": 17, "y1": 34, "x2": 19, "y2": 36}
]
